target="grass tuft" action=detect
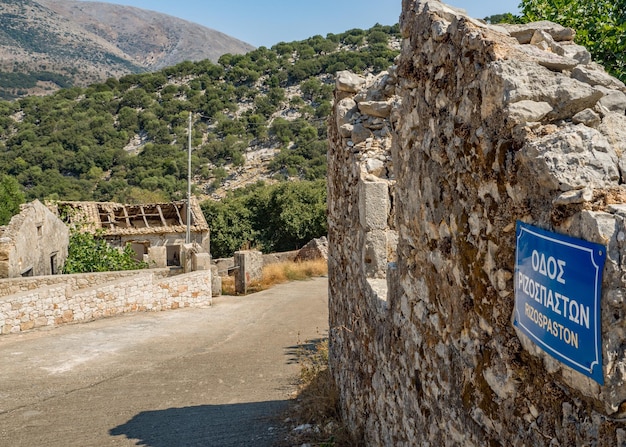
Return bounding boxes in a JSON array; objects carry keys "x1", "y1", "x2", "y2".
[{"x1": 280, "y1": 338, "x2": 359, "y2": 447}]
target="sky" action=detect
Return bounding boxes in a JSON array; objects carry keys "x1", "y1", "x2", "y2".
[{"x1": 80, "y1": 0, "x2": 521, "y2": 48}]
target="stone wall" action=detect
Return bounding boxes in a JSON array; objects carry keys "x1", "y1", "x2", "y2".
[
  {"x1": 214, "y1": 250, "x2": 300, "y2": 276},
  {"x1": 0, "y1": 268, "x2": 211, "y2": 335},
  {"x1": 0, "y1": 269, "x2": 172, "y2": 298},
  {"x1": 328, "y1": 1, "x2": 626, "y2": 445},
  {"x1": 0, "y1": 200, "x2": 69, "y2": 278}
]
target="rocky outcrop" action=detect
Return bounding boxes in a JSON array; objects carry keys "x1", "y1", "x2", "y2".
[{"x1": 328, "y1": 1, "x2": 626, "y2": 445}]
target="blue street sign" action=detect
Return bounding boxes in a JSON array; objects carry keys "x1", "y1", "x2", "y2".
[{"x1": 514, "y1": 221, "x2": 606, "y2": 385}]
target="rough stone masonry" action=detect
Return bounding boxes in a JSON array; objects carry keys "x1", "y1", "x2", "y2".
[{"x1": 328, "y1": 0, "x2": 626, "y2": 445}]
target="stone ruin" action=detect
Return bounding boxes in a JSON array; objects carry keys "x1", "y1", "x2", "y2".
[
  {"x1": 0, "y1": 200, "x2": 69, "y2": 278},
  {"x1": 55, "y1": 197, "x2": 210, "y2": 270},
  {"x1": 328, "y1": 0, "x2": 626, "y2": 445}
]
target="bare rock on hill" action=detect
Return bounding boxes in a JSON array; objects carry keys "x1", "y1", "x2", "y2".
[
  {"x1": 37, "y1": 0, "x2": 254, "y2": 70},
  {"x1": 0, "y1": 0, "x2": 254, "y2": 98}
]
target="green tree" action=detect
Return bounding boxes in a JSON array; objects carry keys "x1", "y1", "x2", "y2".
[
  {"x1": 521, "y1": 0, "x2": 626, "y2": 81},
  {"x1": 258, "y1": 180, "x2": 327, "y2": 252},
  {"x1": 201, "y1": 198, "x2": 257, "y2": 258},
  {"x1": 483, "y1": 13, "x2": 523, "y2": 24},
  {"x1": 62, "y1": 230, "x2": 148, "y2": 273},
  {"x1": 201, "y1": 180, "x2": 327, "y2": 257},
  {"x1": 0, "y1": 175, "x2": 25, "y2": 225}
]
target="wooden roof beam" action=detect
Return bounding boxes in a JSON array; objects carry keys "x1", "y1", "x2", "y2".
[
  {"x1": 157, "y1": 205, "x2": 167, "y2": 227},
  {"x1": 139, "y1": 205, "x2": 150, "y2": 228}
]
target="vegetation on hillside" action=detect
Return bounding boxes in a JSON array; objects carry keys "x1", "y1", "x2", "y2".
[
  {"x1": 0, "y1": 24, "x2": 399, "y2": 254},
  {"x1": 0, "y1": 174, "x2": 25, "y2": 225},
  {"x1": 0, "y1": 71, "x2": 73, "y2": 100},
  {"x1": 0, "y1": 24, "x2": 399, "y2": 202}
]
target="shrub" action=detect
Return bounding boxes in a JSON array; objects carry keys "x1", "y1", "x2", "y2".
[{"x1": 62, "y1": 230, "x2": 148, "y2": 273}]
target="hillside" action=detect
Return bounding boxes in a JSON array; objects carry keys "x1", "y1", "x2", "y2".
[
  {"x1": 0, "y1": 0, "x2": 254, "y2": 99},
  {"x1": 0, "y1": 24, "x2": 400, "y2": 254},
  {"x1": 0, "y1": 24, "x2": 400, "y2": 201}
]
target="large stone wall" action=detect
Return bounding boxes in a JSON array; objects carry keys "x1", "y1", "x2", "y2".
[
  {"x1": 0, "y1": 269, "x2": 211, "y2": 335},
  {"x1": 328, "y1": 1, "x2": 626, "y2": 445}
]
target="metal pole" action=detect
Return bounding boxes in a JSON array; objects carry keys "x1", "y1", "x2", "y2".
[{"x1": 186, "y1": 112, "x2": 192, "y2": 244}]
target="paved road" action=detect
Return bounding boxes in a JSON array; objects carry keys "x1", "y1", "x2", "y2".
[{"x1": 0, "y1": 277, "x2": 329, "y2": 447}]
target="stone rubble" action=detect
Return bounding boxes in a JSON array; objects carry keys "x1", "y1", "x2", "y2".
[
  {"x1": 328, "y1": 1, "x2": 626, "y2": 445},
  {"x1": 294, "y1": 236, "x2": 329, "y2": 263}
]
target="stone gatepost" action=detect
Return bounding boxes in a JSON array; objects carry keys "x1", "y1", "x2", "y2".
[
  {"x1": 210, "y1": 265, "x2": 222, "y2": 297},
  {"x1": 234, "y1": 250, "x2": 263, "y2": 295},
  {"x1": 192, "y1": 252, "x2": 211, "y2": 271}
]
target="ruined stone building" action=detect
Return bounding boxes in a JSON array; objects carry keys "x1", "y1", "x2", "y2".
[
  {"x1": 0, "y1": 200, "x2": 69, "y2": 278},
  {"x1": 55, "y1": 197, "x2": 210, "y2": 268},
  {"x1": 328, "y1": 0, "x2": 626, "y2": 445}
]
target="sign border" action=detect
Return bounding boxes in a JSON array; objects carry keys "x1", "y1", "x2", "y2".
[{"x1": 514, "y1": 221, "x2": 605, "y2": 384}]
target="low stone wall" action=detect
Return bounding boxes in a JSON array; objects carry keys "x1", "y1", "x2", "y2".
[
  {"x1": 0, "y1": 269, "x2": 173, "y2": 298},
  {"x1": 0, "y1": 269, "x2": 212, "y2": 335},
  {"x1": 262, "y1": 250, "x2": 299, "y2": 266}
]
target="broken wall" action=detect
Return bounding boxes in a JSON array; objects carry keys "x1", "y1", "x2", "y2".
[
  {"x1": 328, "y1": 1, "x2": 626, "y2": 445},
  {"x1": 0, "y1": 200, "x2": 69, "y2": 278}
]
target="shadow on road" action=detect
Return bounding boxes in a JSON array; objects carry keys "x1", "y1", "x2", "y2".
[
  {"x1": 110, "y1": 400, "x2": 290, "y2": 447},
  {"x1": 283, "y1": 337, "x2": 327, "y2": 365}
]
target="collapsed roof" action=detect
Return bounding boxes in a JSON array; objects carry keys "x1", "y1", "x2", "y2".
[{"x1": 52, "y1": 197, "x2": 209, "y2": 236}]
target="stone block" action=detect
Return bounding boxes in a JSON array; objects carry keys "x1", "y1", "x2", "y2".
[
  {"x1": 294, "y1": 237, "x2": 329, "y2": 262},
  {"x1": 359, "y1": 179, "x2": 389, "y2": 231},
  {"x1": 192, "y1": 252, "x2": 211, "y2": 271},
  {"x1": 20, "y1": 320, "x2": 35, "y2": 332},
  {"x1": 234, "y1": 250, "x2": 263, "y2": 295},
  {"x1": 336, "y1": 71, "x2": 366, "y2": 93},
  {"x1": 179, "y1": 244, "x2": 190, "y2": 273},
  {"x1": 211, "y1": 265, "x2": 222, "y2": 297},
  {"x1": 363, "y1": 230, "x2": 388, "y2": 279}
]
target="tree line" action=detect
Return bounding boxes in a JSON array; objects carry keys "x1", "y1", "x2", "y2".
[{"x1": 0, "y1": 24, "x2": 400, "y2": 207}]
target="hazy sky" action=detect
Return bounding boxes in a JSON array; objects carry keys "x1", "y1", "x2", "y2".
[{"x1": 79, "y1": 0, "x2": 521, "y2": 48}]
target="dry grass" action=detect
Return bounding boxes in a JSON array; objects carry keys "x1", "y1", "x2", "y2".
[
  {"x1": 221, "y1": 258, "x2": 328, "y2": 295},
  {"x1": 221, "y1": 274, "x2": 235, "y2": 295},
  {"x1": 281, "y1": 339, "x2": 359, "y2": 447}
]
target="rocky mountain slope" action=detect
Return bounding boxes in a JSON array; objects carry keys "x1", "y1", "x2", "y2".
[{"x1": 0, "y1": 0, "x2": 254, "y2": 98}]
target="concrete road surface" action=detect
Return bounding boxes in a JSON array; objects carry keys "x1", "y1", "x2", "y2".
[{"x1": 0, "y1": 277, "x2": 329, "y2": 447}]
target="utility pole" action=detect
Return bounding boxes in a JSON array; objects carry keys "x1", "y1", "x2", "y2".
[{"x1": 186, "y1": 112, "x2": 192, "y2": 244}]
